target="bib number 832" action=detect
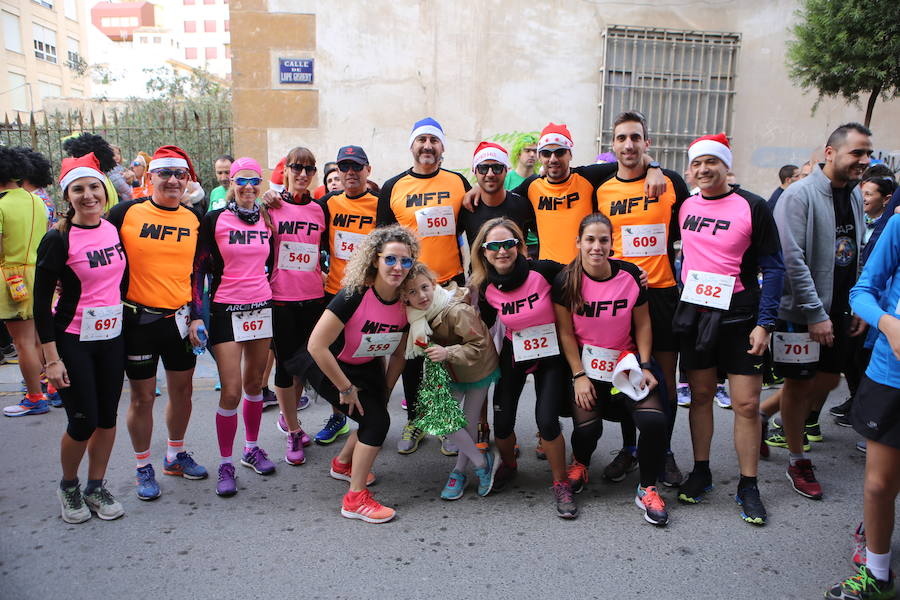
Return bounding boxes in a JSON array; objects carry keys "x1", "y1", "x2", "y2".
[{"x1": 521, "y1": 336, "x2": 549, "y2": 351}]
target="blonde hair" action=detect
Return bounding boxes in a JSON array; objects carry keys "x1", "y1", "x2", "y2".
[
  {"x1": 468, "y1": 217, "x2": 527, "y2": 290},
  {"x1": 402, "y1": 262, "x2": 437, "y2": 291},
  {"x1": 342, "y1": 225, "x2": 420, "y2": 294}
]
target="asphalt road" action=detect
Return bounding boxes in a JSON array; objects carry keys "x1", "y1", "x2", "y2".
[{"x1": 0, "y1": 354, "x2": 895, "y2": 600}]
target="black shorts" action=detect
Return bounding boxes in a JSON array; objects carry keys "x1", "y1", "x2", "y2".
[
  {"x1": 679, "y1": 317, "x2": 767, "y2": 376},
  {"x1": 852, "y1": 375, "x2": 900, "y2": 449},
  {"x1": 272, "y1": 298, "x2": 326, "y2": 388},
  {"x1": 773, "y1": 314, "x2": 851, "y2": 380},
  {"x1": 647, "y1": 286, "x2": 679, "y2": 353},
  {"x1": 124, "y1": 308, "x2": 196, "y2": 380},
  {"x1": 208, "y1": 301, "x2": 273, "y2": 346}
]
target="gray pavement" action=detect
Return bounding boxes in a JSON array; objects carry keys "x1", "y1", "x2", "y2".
[{"x1": 0, "y1": 353, "x2": 896, "y2": 600}]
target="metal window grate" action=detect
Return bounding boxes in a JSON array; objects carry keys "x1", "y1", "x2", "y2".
[{"x1": 598, "y1": 26, "x2": 741, "y2": 175}]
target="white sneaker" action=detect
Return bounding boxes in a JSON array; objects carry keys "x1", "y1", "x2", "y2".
[
  {"x1": 57, "y1": 486, "x2": 91, "y2": 524},
  {"x1": 82, "y1": 485, "x2": 125, "y2": 520}
]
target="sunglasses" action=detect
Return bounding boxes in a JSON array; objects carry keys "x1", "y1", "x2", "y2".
[
  {"x1": 234, "y1": 177, "x2": 262, "y2": 187},
  {"x1": 152, "y1": 169, "x2": 189, "y2": 180},
  {"x1": 287, "y1": 163, "x2": 317, "y2": 175},
  {"x1": 131, "y1": 160, "x2": 143, "y2": 167},
  {"x1": 475, "y1": 164, "x2": 506, "y2": 175},
  {"x1": 379, "y1": 254, "x2": 414, "y2": 269},
  {"x1": 539, "y1": 148, "x2": 568, "y2": 158},
  {"x1": 482, "y1": 238, "x2": 519, "y2": 252},
  {"x1": 337, "y1": 162, "x2": 366, "y2": 172}
]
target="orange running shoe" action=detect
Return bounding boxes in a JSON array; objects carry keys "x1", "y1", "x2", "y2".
[
  {"x1": 329, "y1": 456, "x2": 376, "y2": 486},
  {"x1": 476, "y1": 422, "x2": 490, "y2": 453},
  {"x1": 567, "y1": 459, "x2": 589, "y2": 493},
  {"x1": 341, "y1": 489, "x2": 395, "y2": 523},
  {"x1": 635, "y1": 485, "x2": 669, "y2": 526}
]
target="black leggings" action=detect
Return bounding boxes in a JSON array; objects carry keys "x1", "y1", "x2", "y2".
[
  {"x1": 56, "y1": 331, "x2": 125, "y2": 442},
  {"x1": 272, "y1": 299, "x2": 325, "y2": 388},
  {"x1": 492, "y1": 338, "x2": 568, "y2": 441},
  {"x1": 401, "y1": 356, "x2": 424, "y2": 421},
  {"x1": 571, "y1": 374, "x2": 667, "y2": 488}
]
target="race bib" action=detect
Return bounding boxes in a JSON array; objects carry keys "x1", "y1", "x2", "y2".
[
  {"x1": 581, "y1": 345, "x2": 619, "y2": 382},
  {"x1": 511, "y1": 323, "x2": 560, "y2": 362},
  {"x1": 621, "y1": 223, "x2": 666, "y2": 257},
  {"x1": 773, "y1": 332, "x2": 820, "y2": 364},
  {"x1": 232, "y1": 308, "x2": 273, "y2": 342},
  {"x1": 278, "y1": 241, "x2": 318, "y2": 272},
  {"x1": 353, "y1": 331, "x2": 403, "y2": 358},
  {"x1": 415, "y1": 206, "x2": 455, "y2": 237},
  {"x1": 680, "y1": 270, "x2": 735, "y2": 310},
  {"x1": 79, "y1": 304, "x2": 123, "y2": 341},
  {"x1": 334, "y1": 231, "x2": 367, "y2": 260},
  {"x1": 175, "y1": 304, "x2": 190, "y2": 339}
]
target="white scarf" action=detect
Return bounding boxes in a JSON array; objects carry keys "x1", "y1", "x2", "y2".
[{"x1": 405, "y1": 283, "x2": 454, "y2": 358}]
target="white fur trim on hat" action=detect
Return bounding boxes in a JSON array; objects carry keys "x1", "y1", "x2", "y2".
[
  {"x1": 611, "y1": 352, "x2": 650, "y2": 401},
  {"x1": 408, "y1": 125, "x2": 446, "y2": 148},
  {"x1": 148, "y1": 157, "x2": 189, "y2": 171},
  {"x1": 60, "y1": 167, "x2": 105, "y2": 193},
  {"x1": 687, "y1": 139, "x2": 733, "y2": 169},
  {"x1": 537, "y1": 132, "x2": 573, "y2": 151},
  {"x1": 472, "y1": 147, "x2": 510, "y2": 171}
]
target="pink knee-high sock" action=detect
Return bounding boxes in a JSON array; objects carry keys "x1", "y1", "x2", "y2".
[
  {"x1": 242, "y1": 394, "x2": 264, "y2": 449},
  {"x1": 216, "y1": 407, "x2": 239, "y2": 462}
]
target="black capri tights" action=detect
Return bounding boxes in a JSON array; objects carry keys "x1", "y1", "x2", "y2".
[
  {"x1": 492, "y1": 338, "x2": 568, "y2": 442},
  {"x1": 571, "y1": 373, "x2": 667, "y2": 488},
  {"x1": 56, "y1": 331, "x2": 125, "y2": 442}
]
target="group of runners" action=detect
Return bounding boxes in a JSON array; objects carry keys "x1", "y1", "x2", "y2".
[{"x1": 0, "y1": 112, "x2": 896, "y2": 599}]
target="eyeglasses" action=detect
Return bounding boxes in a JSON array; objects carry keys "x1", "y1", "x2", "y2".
[
  {"x1": 337, "y1": 162, "x2": 366, "y2": 173},
  {"x1": 539, "y1": 149, "x2": 568, "y2": 159},
  {"x1": 152, "y1": 169, "x2": 189, "y2": 180},
  {"x1": 379, "y1": 254, "x2": 414, "y2": 269},
  {"x1": 234, "y1": 177, "x2": 261, "y2": 187},
  {"x1": 475, "y1": 164, "x2": 506, "y2": 175},
  {"x1": 287, "y1": 163, "x2": 317, "y2": 175},
  {"x1": 482, "y1": 238, "x2": 519, "y2": 252}
]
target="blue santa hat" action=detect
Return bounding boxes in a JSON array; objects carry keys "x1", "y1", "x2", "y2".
[{"x1": 408, "y1": 117, "x2": 445, "y2": 148}]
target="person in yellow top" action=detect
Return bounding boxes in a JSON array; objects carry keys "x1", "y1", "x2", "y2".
[{"x1": 0, "y1": 147, "x2": 52, "y2": 417}]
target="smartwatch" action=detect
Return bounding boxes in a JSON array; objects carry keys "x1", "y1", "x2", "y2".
[{"x1": 647, "y1": 161, "x2": 661, "y2": 170}]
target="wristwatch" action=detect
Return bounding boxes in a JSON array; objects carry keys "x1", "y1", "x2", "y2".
[
  {"x1": 647, "y1": 161, "x2": 661, "y2": 170},
  {"x1": 639, "y1": 361, "x2": 653, "y2": 370},
  {"x1": 761, "y1": 323, "x2": 777, "y2": 333}
]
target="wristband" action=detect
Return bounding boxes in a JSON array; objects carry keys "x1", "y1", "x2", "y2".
[
  {"x1": 572, "y1": 371, "x2": 586, "y2": 381},
  {"x1": 639, "y1": 362, "x2": 653, "y2": 370},
  {"x1": 339, "y1": 385, "x2": 355, "y2": 396}
]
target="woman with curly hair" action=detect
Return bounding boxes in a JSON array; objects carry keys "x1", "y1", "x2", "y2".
[
  {"x1": 13, "y1": 147, "x2": 56, "y2": 225},
  {"x1": 305, "y1": 225, "x2": 418, "y2": 523}
]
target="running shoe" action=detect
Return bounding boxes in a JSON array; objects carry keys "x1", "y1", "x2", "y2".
[
  {"x1": 715, "y1": 384, "x2": 732, "y2": 409},
  {"x1": 214, "y1": 380, "x2": 221, "y2": 392},
  {"x1": 661, "y1": 452, "x2": 683, "y2": 487},
  {"x1": 216, "y1": 463, "x2": 237, "y2": 497},
  {"x1": 261, "y1": 387, "x2": 278, "y2": 409},
  {"x1": 329, "y1": 456, "x2": 376, "y2": 486},
  {"x1": 474, "y1": 449, "x2": 499, "y2": 497},
  {"x1": 397, "y1": 423, "x2": 425, "y2": 454},
  {"x1": 603, "y1": 448, "x2": 638, "y2": 482},
  {"x1": 163, "y1": 452, "x2": 208, "y2": 479},
  {"x1": 3, "y1": 395, "x2": 49, "y2": 417},
  {"x1": 82, "y1": 484, "x2": 124, "y2": 520},
  {"x1": 678, "y1": 469, "x2": 713, "y2": 504},
  {"x1": 285, "y1": 431, "x2": 306, "y2": 465},
  {"x1": 135, "y1": 464, "x2": 161, "y2": 500},
  {"x1": 552, "y1": 480, "x2": 578, "y2": 519},
  {"x1": 836, "y1": 413, "x2": 853, "y2": 428},
  {"x1": 763, "y1": 374, "x2": 784, "y2": 390},
  {"x1": 298, "y1": 395, "x2": 311, "y2": 410},
  {"x1": 830, "y1": 397, "x2": 854, "y2": 418},
  {"x1": 441, "y1": 471, "x2": 466, "y2": 500},
  {"x1": 341, "y1": 489, "x2": 395, "y2": 524},
  {"x1": 155, "y1": 386, "x2": 161, "y2": 397},
  {"x1": 735, "y1": 484, "x2": 767, "y2": 525},
  {"x1": 635, "y1": 485, "x2": 668, "y2": 526},
  {"x1": 276, "y1": 414, "x2": 312, "y2": 446},
  {"x1": 786, "y1": 458, "x2": 823, "y2": 499},
  {"x1": 765, "y1": 431, "x2": 811, "y2": 452},
  {"x1": 439, "y1": 436, "x2": 459, "y2": 457},
  {"x1": 676, "y1": 384, "x2": 691, "y2": 407},
  {"x1": 57, "y1": 485, "x2": 91, "y2": 524},
  {"x1": 856, "y1": 440, "x2": 868, "y2": 454},
  {"x1": 535, "y1": 433, "x2": 546, "y2": 460},
  {"x1": 476, "y1": 422, "x2": 490, "y2": 453},
  {"x1": 825, "y1": 565, "x2": 895, "y2": 600},
  {"x1": 46, "y1": 384, "x2": 62, "y2": 408},
  {"x1": 567, "y1": 459, "x2": 589, "y2": 494},
  {"x1": 760, "y1": 415, "x2": 770, "y2": 459},
  {"x1": 241, "y1": 446, "x2": 276, "y2": 475},
  {"x1": 852, "y1": 522, "x2": 866, "y2": 568},
  {"x1": 315, "y1": 413, "x2": 350, "y2": 445},
  {"x1": 2, "y1": 344, "x2": 18, "y2": 364},
  {"x1": 493, "y1": 462, "x2": 517, "y2": 492},
  {"x1": 806, "y1": 422, "x2": 823, "y2": 442}
]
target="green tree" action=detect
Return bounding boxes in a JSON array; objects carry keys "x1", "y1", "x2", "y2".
[{"x1": 786, "y1": 0, "x2": 900, "y2": 127}]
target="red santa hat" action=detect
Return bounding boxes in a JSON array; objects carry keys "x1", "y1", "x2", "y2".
[
  {"x1": 472, "y1": 141, "x2": 510, "y2": 171},
  {"x1": 148, "y1": 145, "x2": 197, "y2": 181},
  {"x1": 270, "y1": 156, "x2": 286, "y2": 193},
  {"x1": 687, "y1": 133, "x2": 732, "y2": 169},
  {"x1": 59, "y1": 152, "x2": 105, "y2": 193},
  {"x1": 538, "y1": 122, "x2": 574, "y2": 151}
]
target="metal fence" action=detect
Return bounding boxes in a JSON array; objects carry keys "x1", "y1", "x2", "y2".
[
  {"x1": 0, "y1": 107, "x2": 233, "y2": 203},
  {"x1": 598, "y1": 26, "x2": 741, "y2": 175}
]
